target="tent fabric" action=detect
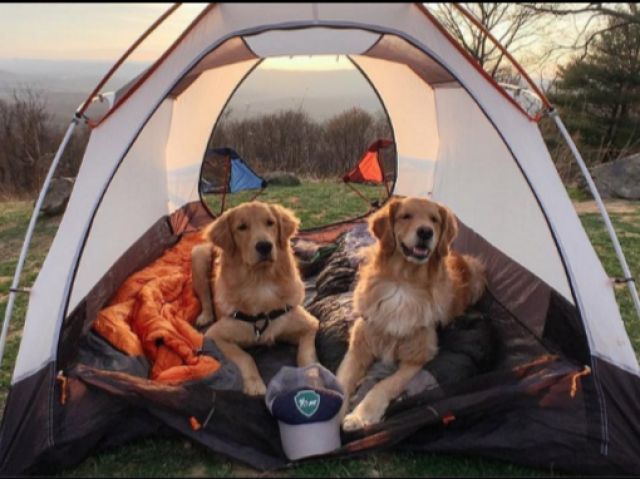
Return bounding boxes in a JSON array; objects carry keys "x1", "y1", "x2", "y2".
[
  {"x1": 16, "y1": 3, "x2": 632, "y2": 382},
  {"x1": 351, "y1": 55, "x2": 440, "y2": 198},
  {"x1": 2, "y1": 200, "x2": 640, "y2": 476},
  {"x1": 15, "y1": 214, "x2": 627, "y2": 475},
  {"x1": 2, "y1": 3, "x2": 640, "y2": 477}
]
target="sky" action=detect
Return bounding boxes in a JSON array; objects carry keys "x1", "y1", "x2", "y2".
[
  {"x1": 0, "y1": 3, "x2": 208, "y2": 62},
  {"x1": 0, "y1": 3, "x2": 589, "y2": 74},
  {"x1": 0, "y1": 3, "x2": 361, "y2": 72}
]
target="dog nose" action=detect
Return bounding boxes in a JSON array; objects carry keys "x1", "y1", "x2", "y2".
[
  {"x1": 256, "y1": 241, "x2": 273, "y2": 255},
  {"x1": 416, "y1": 227, "x2": 433, "y2": 241}
]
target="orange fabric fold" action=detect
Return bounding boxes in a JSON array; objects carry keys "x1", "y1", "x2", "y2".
[{"x1": 92, "y1": 232, "x2": 221, "y2": 383}]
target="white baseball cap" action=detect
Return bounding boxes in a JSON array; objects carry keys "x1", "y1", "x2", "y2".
[{"x1": 265, "y1": 363, "x2": 345, "y2": 461}]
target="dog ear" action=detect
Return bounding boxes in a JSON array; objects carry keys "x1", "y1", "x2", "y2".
[
  {"x1": 436, "y1": 203, "x2": 458, "y2": 259},
  {"x1": 205, "y1": 210, "x2": 236, "y2": 255},
  {"x1": 270, "y1": 204, "x2": 300, "y2": 250},
  {"x1": 370, "y1": 198, "x2": 400, "y2": 254}
]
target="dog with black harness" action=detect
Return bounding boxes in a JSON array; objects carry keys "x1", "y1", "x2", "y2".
[{"x1": 191, "y1": 201, "x2": 319, "y2": 396}]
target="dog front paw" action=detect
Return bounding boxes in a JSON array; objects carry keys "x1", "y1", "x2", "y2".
[
  {"x1": 243, "y1": 377, "x2": 267, "y2": 396},
  {"x1": 195, "y1": 312, "x2": 214, "y2": 328},
  {"x1": 342, "y1": 408, "x2": 383, "y2": 431},
  {"x1": 342, "y1": 412, "x2": 368, "y2": 431}
]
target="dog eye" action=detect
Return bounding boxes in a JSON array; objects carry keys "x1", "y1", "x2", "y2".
[
  {"x1": 238, "y1": 224, "x2": 248, "y2": 231},
  {"x1": 431, "y1": 216, "x2": 439, "y2": 223},
  {"x1": 266, "y1": 219, "x2": 275, "y2": 227},
  {"x1": 401, "y1": 214, "x2": 412, "y2": 220}
]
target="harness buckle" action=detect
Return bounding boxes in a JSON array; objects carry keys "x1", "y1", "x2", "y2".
[{"x1": 254, "y1": 318, "x2": 270, "y2": 339}]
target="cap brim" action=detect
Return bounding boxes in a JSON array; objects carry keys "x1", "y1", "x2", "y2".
[{"x1": 278, "y1": 414, "x2": 342, "y2": 461}]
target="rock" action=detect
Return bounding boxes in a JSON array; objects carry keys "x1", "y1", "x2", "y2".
[
  {"x1": 41, "y1": 177, "x2": 75, "y2": 216},
  {"x1": 585, "y1": 155, "x2": 640, "y2": 200},
  {"x1": 263, "y1": 171, "x2": 301, "y2": 186}
]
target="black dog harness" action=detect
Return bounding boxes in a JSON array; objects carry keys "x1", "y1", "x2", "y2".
[{"x1": 231, "y1": 305, "x2": 293, "y2": 338}]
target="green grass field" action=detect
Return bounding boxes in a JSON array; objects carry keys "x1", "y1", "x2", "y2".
[
  {"x1": 0, "y1": 182, "x2": 639, "y2": 477},
  {"x1": 203, "y1": 180, "x2": 386, "y2": 230}
]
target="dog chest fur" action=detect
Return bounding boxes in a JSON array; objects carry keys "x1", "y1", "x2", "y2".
[{"x1": 356, "y1": 277, "x2": 449, "y2": 339}]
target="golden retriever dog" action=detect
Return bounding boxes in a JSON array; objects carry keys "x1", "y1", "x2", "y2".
[
  {"x1": 336, "y1": 197, "x2": 486, "y2": 430},
  {"x1": 191, "y1": 202, "x2": 318, "y2": 395}
]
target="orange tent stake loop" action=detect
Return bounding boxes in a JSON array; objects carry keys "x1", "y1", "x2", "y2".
[
  {"x1": 442, "y1": 413, "x2": 456, "y2": 425},
  {"x1": 189, "y1": 404, "x2": 216, "y2": 431},
  {"x1": 570, "y1": 366, "x2": 592, "y2": 398},
  {"x1": 189, "y1": 416, "x2": 201, "y2": 431},
  {"x1": 56, "y1": 371, "x2": 69, "y2": 405}
]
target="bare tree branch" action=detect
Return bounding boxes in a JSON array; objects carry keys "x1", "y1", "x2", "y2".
[
  {"x1": 430, "y1": 3, "x2": 557, "y2": 78},
  {"x1": 521, "y1": 2, "x2": 640, "y2": 54}
]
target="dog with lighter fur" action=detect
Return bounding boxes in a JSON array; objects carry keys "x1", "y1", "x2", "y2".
[
  {"x1": 191, "y1": 202, "x2": 318, "y2": 396},
  {"x1": 336, "y1": 196, "x2": 486, "y2": 430}
]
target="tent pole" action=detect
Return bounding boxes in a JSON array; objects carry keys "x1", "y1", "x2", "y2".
[
  {"x1": 377, "y1": 144, "x2": 391, "y2": 198},
  {"x1": 78, "y1": 3, "x2": 182, "y2": 120},
  {"x1": 551, "y1": 109, "x2": 640, "y2": 323},
  {"x1": 0, "y1": 116, "x2": 80, "y2": 373},
  {"x1": 220, "y1": 154, "x2": 231, "y2": 216}
]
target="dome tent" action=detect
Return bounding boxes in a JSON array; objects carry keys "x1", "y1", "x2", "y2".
[{"x1": 1, "y1": 3, "x2": 640, "y2": 475}]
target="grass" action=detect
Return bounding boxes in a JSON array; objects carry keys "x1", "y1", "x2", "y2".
[
  {"x1": 0, "y1": 183, "x2": 638, "y2": 477},
  {"x1": 203, "y1": 180, "x2": 386, "y2": 230},
  {"x1": 565, "y1": 185, "x2": 591, "y2": 202}
]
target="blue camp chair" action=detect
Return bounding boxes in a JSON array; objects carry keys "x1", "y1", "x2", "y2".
[{"x1": 203, "y1": 147, "x2": 268, "y2": 214}]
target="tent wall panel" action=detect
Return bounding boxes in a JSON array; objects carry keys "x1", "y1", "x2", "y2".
[
  {"x1": 61, "y1": 215, "x2": 179, "y2": 356},
  {"x1": 169, "y1": 36, "x2": 257, "y2": 98},
  {"x1": 0, "y1": 362, "x2": 55, "y2": 474},
  {"x1": 431, "y1": 88, "x2": 570, "y2": 302},
  {"x1": 364, "y1": 34, "x2": 456, "y2": 86},
  {"x1": 13, "y1": 96, "x2": 170, "y2": 382},
  {"x1": 483, "y1": 114, "x2": 638, "y2": 373},
  {"x1": 165, "y1": 60, "x2": 258, "y2": 211},
  {"x1": 351, "y1": 55, "x2": 439, "y2": 198},
  {"x1": 593, "y1": 357, "x2": 640, "y2": 469},
  {"x1": 244, "y1": 28, "x2": 380, "y2": 56},
  {"x1": 69, "y1": 101, "x2": 173, "y2": 311}
]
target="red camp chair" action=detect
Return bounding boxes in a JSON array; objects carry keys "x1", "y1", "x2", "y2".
[{"x1": 342, "y1": 138, "x2": 394, "y2": 210}]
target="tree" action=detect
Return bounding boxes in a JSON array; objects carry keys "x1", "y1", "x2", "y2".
[
  {"x1": 550, "y1": 7, "x2": 640, "y2": 164},
  {"x1": 431, "y1": 3, "x2": 554, "y2": 79},
  {"x1": 322, "y1": 107, "x2": 376, "y2": 175},
  {"x1": 0, "y1": 88, "x2": 57, "y2": 196},
  {"x1": 0, "y1": 88, "x2": 90, "y2": 198},
  {"x1": 521, "y1": 3, "x2": 640, "y2": 58}
]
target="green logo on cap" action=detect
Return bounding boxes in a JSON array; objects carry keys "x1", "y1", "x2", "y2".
[{"x1": 294, "y1": 390, "x2": 321, "y2": 417}]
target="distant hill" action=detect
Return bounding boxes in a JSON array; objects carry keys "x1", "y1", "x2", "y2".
[
  {"x1": 227, "y1": 68, "x2": 383, "y2": 121},
  {"x1": 0, "y1": 58, "x2": 386, "y2": 125},
  {"x1": 0, "y1": 58, "x2": 149, "y2": 124},
  {"x1": 0, "y1": 58, "x2": 148, "y2": 92}
]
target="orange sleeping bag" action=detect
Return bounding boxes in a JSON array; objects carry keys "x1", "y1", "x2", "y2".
[{"x1": 92, "y1": 232, "x2": 221, "y2": 383}]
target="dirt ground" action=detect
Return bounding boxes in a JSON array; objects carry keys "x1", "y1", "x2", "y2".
[{"x1": 572, "y1": 199, "x2": 638, "y2": 215}]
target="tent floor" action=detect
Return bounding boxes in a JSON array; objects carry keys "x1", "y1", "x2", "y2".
[{"x1": 58, "y1": 219, "x2": 595, "y2": 473}]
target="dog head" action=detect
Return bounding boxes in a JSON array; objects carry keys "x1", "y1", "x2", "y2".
[
  {"x1": 369, "y1": 197, "x2": 458, "y2": 264},
  {"x1": 205, "y1": 202, "x2": 300, "y2": 268}
]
